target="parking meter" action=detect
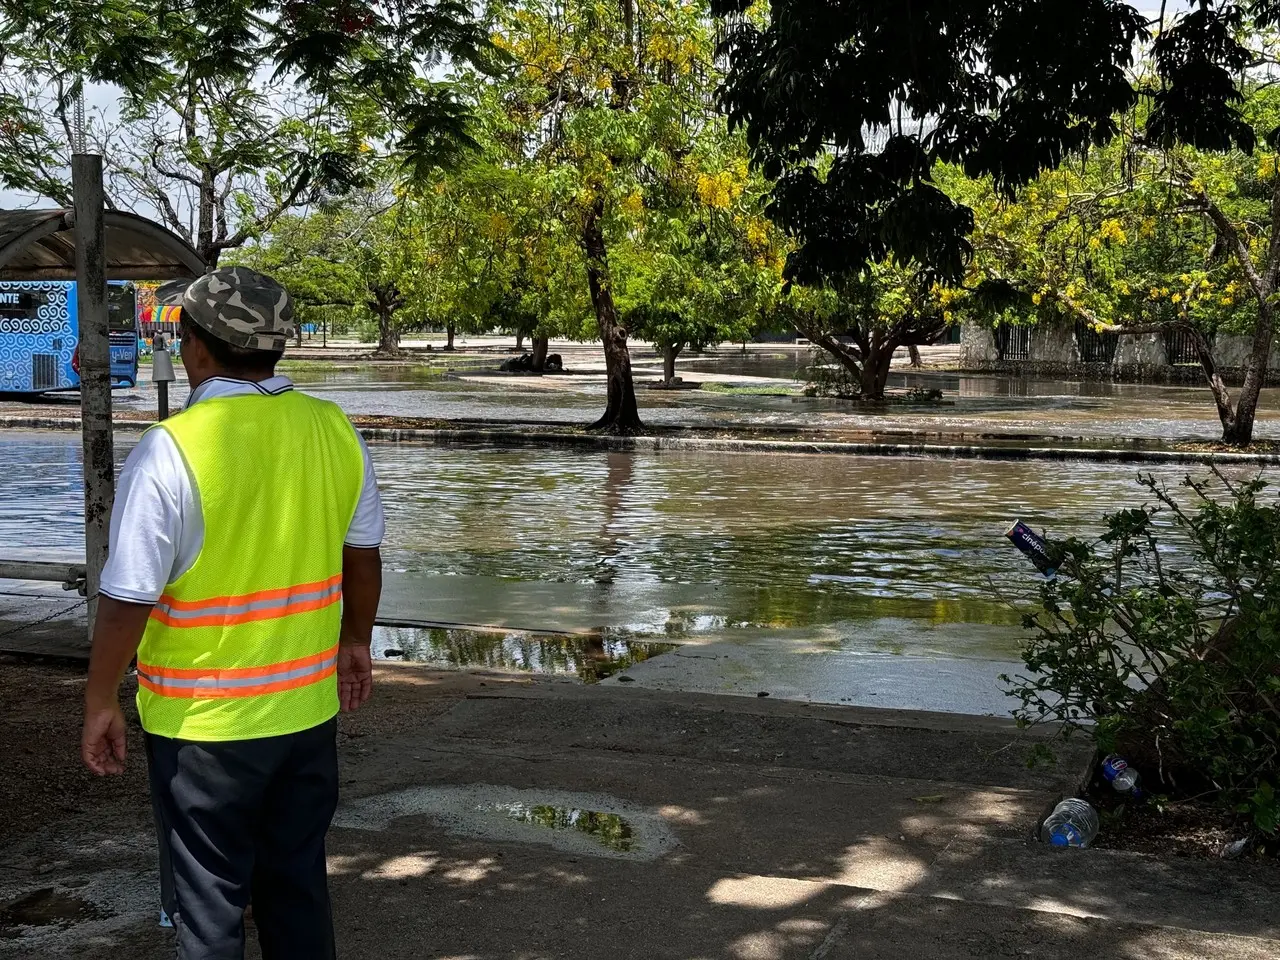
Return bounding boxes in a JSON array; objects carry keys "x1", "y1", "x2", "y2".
[{"x1": 153, "y1": 332, "x2": 177, "y2": 420}]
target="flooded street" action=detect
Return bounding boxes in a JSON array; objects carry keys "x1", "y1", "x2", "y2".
[
  {"x1": 2, "y1": 354, "x2": 1266, "y2": 713},
  {"x1": 30, "y1": 350, "x2": 1278, "y2": 442},
  {"x1": 0, "y1": 425, "x2": 1200, "y2": 714}
]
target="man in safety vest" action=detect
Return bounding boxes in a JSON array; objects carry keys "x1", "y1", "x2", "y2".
[{"x1": 80, "y1": 267, "x2": 385, "y2": 959}]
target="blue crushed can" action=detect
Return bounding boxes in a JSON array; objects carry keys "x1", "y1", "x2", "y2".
[
  {"x1": 1101, "y1": 754, "x2": 1144, "y2": 798},
  {"x1": 1006, "y1": 520, "x2": 1058, "y2": 577}
]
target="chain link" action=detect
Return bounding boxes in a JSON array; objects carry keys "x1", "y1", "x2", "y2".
[{"x1": 0, "y1": 595, "x2": 94, "y2": 644}]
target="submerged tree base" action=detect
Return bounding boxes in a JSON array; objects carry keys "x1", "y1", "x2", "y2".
[{"x1": 587, "y1": 415, "x2": 645, "y2": 436}]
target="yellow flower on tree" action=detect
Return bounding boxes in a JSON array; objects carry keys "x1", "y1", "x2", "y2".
[
  {"x1": 620, "y1": 190, "x2": 644, "y2": 217},
  {"x1": 1099, "y1": 219, "x2": 1127, "y2": 245}
]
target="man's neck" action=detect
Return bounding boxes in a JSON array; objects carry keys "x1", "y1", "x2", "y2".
[{"x1": 188, "y1": 369, "x2": 276, "y2": 393}]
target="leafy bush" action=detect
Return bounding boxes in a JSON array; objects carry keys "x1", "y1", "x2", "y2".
[
  {"x1": 1004, "y1": 471, "x2": 1280, "y2": 834},
  {"x1": 803, "y1": 352, "x2": 860, "y2": 398}
]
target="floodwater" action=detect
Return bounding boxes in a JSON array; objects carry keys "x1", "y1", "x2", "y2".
[
  {"x1": 0, "y1": 428, "x2": 1211, "y2": 713},
  {"x1": 55, "y1": 351, "x2": 1280, "y2": 441}
]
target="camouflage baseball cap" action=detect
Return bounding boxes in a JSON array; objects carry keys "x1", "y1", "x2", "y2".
[{"x1": 156, "y1": 267, "x2": 295, "y2": 351}]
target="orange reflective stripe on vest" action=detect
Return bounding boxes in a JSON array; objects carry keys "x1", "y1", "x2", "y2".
[
  {"x1": 150, "y1": 574, "x2": 344, "y2": 629},
  {"x1": 137, "y1": 643, "x2": 339, "y2": 699}
]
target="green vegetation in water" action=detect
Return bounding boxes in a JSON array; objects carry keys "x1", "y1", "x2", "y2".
[
  {"x1": 376, "y1": 627, "x2": 676, "y2": 683},
  {"x1": 276, "y1": 358, "x2": 345, "y2": 372},
  {"x1": 404, "y1": 365, "x2": 451, "y2": 381},
  {"x1": 491, "y1": 802, "x2": 635, "y2": 852},
  {"x1": 699, "y1": 382, "x2": 800, "y2": 397}
]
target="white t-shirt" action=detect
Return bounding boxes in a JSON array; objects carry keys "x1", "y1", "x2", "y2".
[{"x1": 100, "y1": 375, "x2": 385, "y2": 605}]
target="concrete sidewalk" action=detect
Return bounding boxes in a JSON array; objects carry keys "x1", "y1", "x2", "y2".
[{"x1": 2, "y1": 665, "x2": 1277, "y2": 959}]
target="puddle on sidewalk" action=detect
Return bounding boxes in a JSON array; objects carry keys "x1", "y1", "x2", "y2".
[
  {"x1": 489, "y1": 802, "x2": 635, "y2": 853},
  {"x1": 0, "y1": 887, "x2": 102, "y2": 938},
  {"x1": 372, "y1": 625, "x2": 676, "y2": 683},
  {"x1": 333, "y1": 785, "x2": 678, "y2": 861}
]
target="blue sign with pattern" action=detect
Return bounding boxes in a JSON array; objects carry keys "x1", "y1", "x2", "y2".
[{"x1": 0, "y1": 281, "x2": 138, "y2": 392}]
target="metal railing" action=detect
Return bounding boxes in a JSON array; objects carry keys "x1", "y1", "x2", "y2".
[{"x1": 0, "y1": 560, "x2": 87, "y2": 594}]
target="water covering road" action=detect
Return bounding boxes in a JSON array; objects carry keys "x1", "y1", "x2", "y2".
[
  {"x1": 0, "y1": 423, "x2": 1205, "y2": 713},
  {"x1": 10, "y1": 350, "x2": 1279, "y2": 441}
]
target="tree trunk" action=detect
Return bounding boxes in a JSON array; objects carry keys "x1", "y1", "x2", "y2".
[
  {"x1": 1222, "y1": 306, "x2": 1273, "y2": 446},
  {"x1": 445, "y1": 322, "x2": 456, "y2": 351},
  {"x1": 377, "y1": 311, "x2": 399, "y2": 355},
  {"x1": 858, "y1": 339, "x2": 896, "y2": 400},
  {"x1": 531, "y1": 336, "x2": 549, "y2": 372},
  {"x1": 908, "y1": 344, "x2": 922, "y2": 368},
  {"x1": 1195, "y1": 306, "x2": 1274, "y2": 447},
  {"x1": 197, "y1": 165, "x2": 216, "y2": 267},
  {"x1": 662, "y1": 342, "x2": 683, "y2": 382},
  {"x1": 583, "y1": 198, "x2": 642, "y2": 433},
  {"x1": 516, "y1": 331, "x2": 525, "y2": 351}
]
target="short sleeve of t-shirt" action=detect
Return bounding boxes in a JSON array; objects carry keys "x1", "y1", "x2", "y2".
[{"x1": 345, "y1": 430, "x2": 385, "y2": 548}]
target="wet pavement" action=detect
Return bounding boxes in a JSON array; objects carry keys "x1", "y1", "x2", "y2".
[{"x1": 4, "y1": 669, "x2": 1274, "y2": 960}]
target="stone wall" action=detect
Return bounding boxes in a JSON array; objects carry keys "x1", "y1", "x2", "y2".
[
  {"x1": 1031, "y1": 322, "x2": 1078, "y2": 364},
  {"x1": 957, "y1": 322, "x2": 1280, "y2": 384},
  {"x1": 958, "y1": 324, "x2": 997, "y2": 367}
]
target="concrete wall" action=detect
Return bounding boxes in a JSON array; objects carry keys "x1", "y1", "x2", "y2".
[
  {"x1": 957, "y1": 322, "x2": 1280, "y2": 384},
  {"x1": 1031, "y1": 323, "x2": 1078, "y2": 364},
  {"x1": 958, "y1": 324, "x2": 997, "y2": 367},
  {"x1": 1114, "y1": 332, "x2": 1165, "y2": 368}
]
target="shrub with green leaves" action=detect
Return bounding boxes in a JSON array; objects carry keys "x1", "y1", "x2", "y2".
[{"x1": 1004, "y1": 470, "x2": 1280, "y2": 835}]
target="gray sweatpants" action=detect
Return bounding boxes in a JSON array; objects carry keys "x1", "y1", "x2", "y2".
[{"x1": 145, "y1": 718, "x2": 339, "y2": 960}]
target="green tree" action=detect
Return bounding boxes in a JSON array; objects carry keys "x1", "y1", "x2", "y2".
[
  {"x1": 946, "y1": 69, "x2": 1280, "y2": 446},
  {"x1": 0, "y1": 1, "x2": 492, "y2": 217},
  {"x1": 615, "y1": 141, "x2": 785, "y2": 382},
  {"x1": 479, "y1": 0, "x2": 744, "y2": 431},
  {"x1": 777, "y1": 266, "x2": 952, "y2": 400},
  {"x1": 230, "y1": 206, "x2": 368, "y2": 341},
  {"x1": 0, "y1": 55, "x2": 379, "y2": 266}
]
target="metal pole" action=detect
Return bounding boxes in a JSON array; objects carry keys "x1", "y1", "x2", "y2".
[{"x1": 73, "y1": 153, "x2": 113, "y2": 639}]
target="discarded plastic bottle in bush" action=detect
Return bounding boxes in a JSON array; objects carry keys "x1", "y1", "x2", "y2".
[
  {"x1": 1005, "y1": 520, "x2": 1059, "y2": 577},
  {"x1": 1101, "y1": 755, "x2": 1143, "y2": 798},
  {"x1": 1040, "y1": 798, "x2": 1100, "y2": 848}
]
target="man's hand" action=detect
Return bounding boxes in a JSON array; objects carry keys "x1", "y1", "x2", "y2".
[
  {"x1": 338, "y1": 643, "x2": 373, "y2": 712},
  {"x1": 82, "y1": 702, "x2": 128, "y2": 775},
  {"x1": 339, "y1": 545, "x2": 381, "y2": 714},
  {"x1": 81, "y1": 597, "x2": 153, "y2": 776}
]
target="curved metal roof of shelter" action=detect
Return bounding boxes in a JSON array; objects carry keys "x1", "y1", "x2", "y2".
[{"x1": 0, "y1": 209, "x2": 205, "y2": 281}]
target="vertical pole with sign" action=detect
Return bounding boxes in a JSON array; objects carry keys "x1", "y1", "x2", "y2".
[{"x1": 73, "y1": 153, "x2": 113, "y2": 639}]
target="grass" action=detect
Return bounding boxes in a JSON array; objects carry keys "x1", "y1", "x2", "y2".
[
  {"x1": 276, "y1": 358, "x2": 344, "y2": 372},
  {"x1": 699, "y1": 382, "x2": 800, "y2": 397}
]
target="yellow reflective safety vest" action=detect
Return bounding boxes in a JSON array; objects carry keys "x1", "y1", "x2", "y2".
[{"x1": 136, "y1": 390, "x2": 365, "y2": 741}]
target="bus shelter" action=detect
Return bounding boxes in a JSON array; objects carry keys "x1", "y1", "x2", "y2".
[
  {"x1": 0, "y1": 205, "x2": 204, "y2": 651},
  {"x1": 0, "y1": 208, "x2": 204, "y2": 281}
]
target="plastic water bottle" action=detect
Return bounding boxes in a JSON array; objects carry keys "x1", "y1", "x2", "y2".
[
  {"x1": 1101, "y1": 755, "x2": 1143, "y2": 798},
  {"x1": 1040, "y1": 798, "x2": 1099, "y2": 848}
]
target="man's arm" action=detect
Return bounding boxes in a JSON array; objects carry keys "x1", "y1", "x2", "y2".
[
  {"x1": 338, "y1": 545, "x2": 381, "y2": 713},
  {"x1": 81, "y1": 598, "x2": 154, "y2": 776}
]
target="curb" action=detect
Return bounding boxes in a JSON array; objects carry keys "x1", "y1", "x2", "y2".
[
  {"x1": 356, "y1": 426, "x2": 1280, "y2": 465},
  {"x1": 3, "y1": 414, "x2": 1278, "y2": 465}
]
